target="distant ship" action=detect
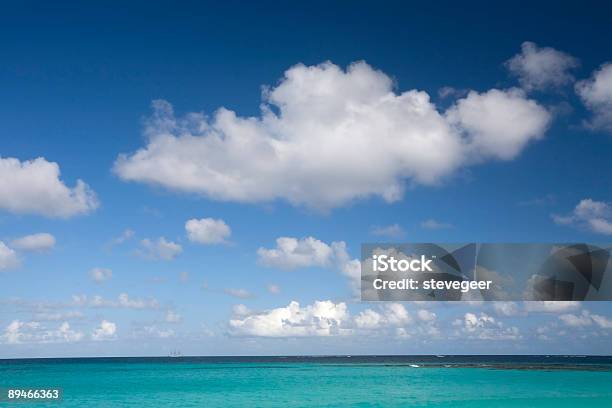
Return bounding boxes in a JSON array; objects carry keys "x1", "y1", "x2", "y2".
[{"x1": 169, "y1": 350, "x2": 183, "y2": 358}]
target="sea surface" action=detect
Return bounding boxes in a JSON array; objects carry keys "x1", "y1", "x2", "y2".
[{"x1": 1, "y1": 356, "x2": 611, "y2": 407}]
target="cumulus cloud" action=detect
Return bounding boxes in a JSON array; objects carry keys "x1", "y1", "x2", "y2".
[
  {"x1": 552, "y1": 199, "x2": 612, "y2": 235},
  {"x1": 445, "y1": 88, "x2": 550, "y2": 160},
  {"x1": 138, "y1": 237, "x2": 182, "y2": 260},
  {"x1": 2, "y1": 320, "x2": 83, "y2": 344},
  {"x1": 371, "y1": 224, "x2": 405, "y2": 238},
  {"x1": 505, "y1": 41, "x2": 579, "y2": 91},
  {"x1": 185, "y1": 218, "x2": 231, "y2": 245},
  {"x1": 229, "y1": 300, "x2": 349, "y2": 337},
  {"x1": 0, "y1": 157, "x2": 98, "y2": 217},
  {"x1": 113, "y1": 61, "x2": 550, "y2": 210},
  {"x1": 355, "y1": 303, "x2": 412, "y2": 329},
  {"x1": 10, "y1": 233, "x2": 56, "y2": 252},
  {"x1": 257, "y1": 236, "x2": 360, "y2": 293},
  {"x1": 89, "y1": 267, "x2": 112, "y2": 283},
  {"x1": 0, "y1": 241, "x2": 19, "y2": 271},
  {"x1": 576, "y1": 63, "x2": 612, "y2": 132},
  {"x1": 91, "y1": 320, "x2": 117, "y2": 341}
]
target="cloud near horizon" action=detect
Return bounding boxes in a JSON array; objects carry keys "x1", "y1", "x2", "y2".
[{"x1": 113, "y1": 61, "x2": 550, "y2": 210}]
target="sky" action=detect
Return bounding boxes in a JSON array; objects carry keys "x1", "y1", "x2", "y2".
[{"x1": 1, "y1": 1, "x2": 612, "y2": 358}]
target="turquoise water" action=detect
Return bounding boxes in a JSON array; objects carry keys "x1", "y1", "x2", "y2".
[{"x1": 2, "y1": 357, "x2": 612, "y2": 407}]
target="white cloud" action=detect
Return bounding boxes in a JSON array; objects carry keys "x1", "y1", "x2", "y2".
[
  {"x1": 446, "y1": 88, "x2": 550, "y2": 160},
  {"x1": 229, "y1": 300, "x2": 349, "y2": 337},
  {"x1": 416, "y1": 309, "x2": 437, "y2": 322},
  {"x1": 552, "y1": 199, "x2": 612, "y2": 235},
  {"x1": 89, "y1": 267, "x2": 112, "y2": 283},
  {"x1": 371, "y1": 224, "x2": 405, "y2": 238},
  {"x1": 257, "y1": 237, "x2": 334, "y2": 270},
  {"x1": 32, "y1": 311, "x2": 85, "y2": 322},
  {"x1": 355, "y1": 303, "x2": 413, "y2": 329},
  {"x1": 138, "y1": 237, "x2": 182, "y2": 260},
  {"x1": 224, "y1": 288, "x2": 254, "y2": 299},
  {"x1": 524, "y1": 301, "x2": 581, "y2": 313},
  {"x1": 114, "y1": 62, "x2": 550, "y2": 210},
  {"x1": 576, "y1": 63, "x2": 612, "y2": 132},
  {"x1": 232, "y1": 304, "x2": 251, "y2": 317},
  {"x1": 110, "y1": 229, "x2": 134, "y2": 246},
  {"x1": 72, "y1": 293, "x2": 159, "y2": 309},
  {"x1": 505, "y1": 41, "x2": 579, "y2": 91},
  {"x1": 420, "y1": 219, "x2": 453, "y2": 230},
  {"x1": 0, "y1": 157, "x2": 98, "y2": 217},
  {"x1": 267, "y1": 284, "x2": 281, "y2": 294},
  {"x1": 257, "y1": 236, "x2": 360, "y2": 293},
  {"x1": 493, "y1": 302, "x2": 520, "y2": 317},
  {"x1": 455, "y1": 312, "x2": 520, "y2": 340},
  {"x1": 10, "y1": 233, "x2": 56, "y2": 252},
  {"x1": 185, "y1": 218, "x2": 231, "y2": 245},
  {"x1": 559, "y1": 310, "x2": 612, "y2": 329},
  {"x1": 1, "y1": 320, "x2": 83, "y2": 344},
  {"x1": 141, "y1": 325, "x2": 175, "y2": 339},
  {"x1": 165, "y1": 310, "x2": 182, "y2": 323},
  {"x1": 91, "y1": 320, "x2": 117, "y2": 341},
  {"x1": 0, "y1": 241, "x2": 19, "y2": 271}
]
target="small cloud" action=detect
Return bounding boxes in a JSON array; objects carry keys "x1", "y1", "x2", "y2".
[
  {"x1": 179, "y1": 271, "x2": 189, "y2": 283},
  {"x1": 552, "y1": 199, "x2": 612, "y2": 235},
  {"x1": 0, "y1": 241, "x2": 20, "y2": 271},
  {"x1": 185, "y1": 218, "x2": 231, "y2": 245},
  {"x1": 232, "y1": 304, "x2": 251, "y2": 316},
  {"x1": 109, "y1": 229, "x2": 134, "y2": 247},
  {"x1": 518, "y1": 194, "x2": 555, "y2": 207},
  {"x1": 11, "y1": 233, "x2": 56, "y2": 252},
  {"x1": 370, "y1": 224, "x2": 405, "y2": 238},
  {"x1": 505, "y1": 41, "x2": 579, "y2": 91},
  {"x1": 165, "y1": 310, "x2": 182, "y2": 323},
  {"x1": 224, "y1": 288, "x2": 254, "y2": 299},
  {"x1": 438, "y1": 86, "x2": 468, "y2": 99},
  {"x1": 89, "y1": 267, "x2": 112, "y2": 283},
  {"x1": 420, "y1": 219, "x2": 453, "y2": 230},
  {"x1": 91, "y1": 320, "x2": 117, "y2": 341},
  {"x1": 138, "y1": 237, "x2": 182, "y2": 260},
  {"x1": 575, "y1": 63, "x2": 612, "y2": 133},
  {"x1": 267, "y1": 284, "x2": 281, "y2": 294}
]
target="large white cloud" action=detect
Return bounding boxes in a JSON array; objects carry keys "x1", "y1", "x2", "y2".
[
  {"x1": 10, "y1": 233, "x2": 56, "y2": 252},
  {"x1": 0, "y1": 241, "x2": 19, "y2": 271},
  {"x1": 0, "y1": 157, "x2": 98, "y2": 217},
  {"x1": 576, "y1": 63, "x2": 612, "y2": 133},
  {"x1": 114, "y1": 61, "x2": 550, "y2": 210},
  {"x1": 505, "y1": 41, "x2": 579, "y2": 91},
  {"x1": 553, "y1": 199, "x2": 612, "y2": 235},
  {"x1": 229, "y1": 300, "x2": 349, "y2": 337},
  {"x1": 185, "y1": 218, "x2": 231, "y2": 245}
]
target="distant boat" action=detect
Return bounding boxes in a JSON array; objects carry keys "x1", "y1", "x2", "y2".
[
  {"x1": 169, "y1": 350, "x2": 183, "y2": 358},
  {"x1": 409, "y1": 364, "x2": 420, "y2": 368}
]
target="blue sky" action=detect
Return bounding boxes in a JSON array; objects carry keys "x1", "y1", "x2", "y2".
[{"x1": 1, "y1": 1, "x2": 612, "y2": 357}]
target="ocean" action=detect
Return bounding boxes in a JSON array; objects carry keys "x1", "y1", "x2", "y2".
[{"x1": 1, "y1": 356, "x2": 611, "y2": 407}]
